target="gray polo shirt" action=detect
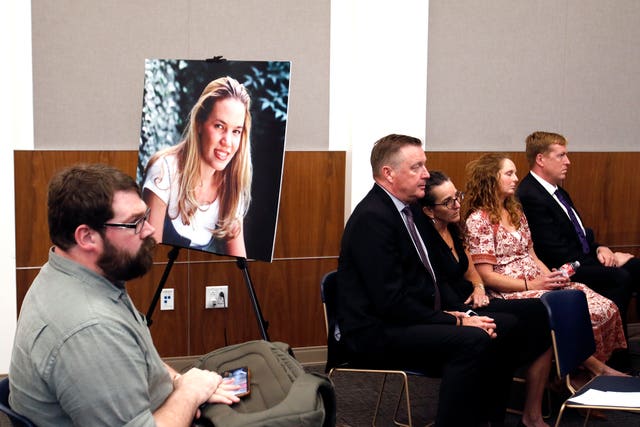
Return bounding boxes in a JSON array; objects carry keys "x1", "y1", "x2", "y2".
[{"x1": 9, "y1": 248, "x2": 173, "y2": 426}]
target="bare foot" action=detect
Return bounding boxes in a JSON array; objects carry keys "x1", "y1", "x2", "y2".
[
  {"x1": 600, "y1": 365, "x2": 629, "y2": 377},
  {"x1": 583, "y1": 357, "x2": 629, "y2": 378},
  {"x1": 573, "y1": 364, "x2": 629, "y2": 389}
]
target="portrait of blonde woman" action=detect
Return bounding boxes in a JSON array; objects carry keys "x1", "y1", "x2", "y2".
[
  {"x1": 138, "y1": 59, "x2": 290, "y2": 261},
  {"x1": 143, "y1": 76, "x2": 252, "y2": 257}
]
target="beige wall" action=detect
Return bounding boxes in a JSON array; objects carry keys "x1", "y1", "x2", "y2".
[
  {"x1": 31, "y1": 0, "x2": 640, "y2": 153},
  {"x1": 31, "y1": 0, "x2": 330, "y2": 151},
  {"x1": 427, "y1": 0, "x2": 640, "y2": 151}
]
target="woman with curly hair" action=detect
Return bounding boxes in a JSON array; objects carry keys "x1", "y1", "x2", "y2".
[
  {"x1": 461, "y1": 153, "x2": 627, "y2": 381},
  {"x1": 143, "y1": 76, "x2": 252, "y2": 257}
]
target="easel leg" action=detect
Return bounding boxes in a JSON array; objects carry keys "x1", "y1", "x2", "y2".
[
  {"x1": 236, "y1": 257, "x2": 270, "y2": 341},
  {"x1": 146, "y1": 246, "x2": 181, "y2": 327}
]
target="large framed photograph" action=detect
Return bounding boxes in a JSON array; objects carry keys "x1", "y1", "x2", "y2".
[{"x1": 138, "y1": 58, "x2": 290, "y2": 262}]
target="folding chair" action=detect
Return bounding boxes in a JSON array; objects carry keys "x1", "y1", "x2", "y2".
[
  {"x1": 540, "y1": 289, "x2": 640, "y2": 426},
  {"x1": 320, "y1": 270, "x2": 430, "y2": 427},
  {"x1": 0, "y1": 377, "x2": 36, "y2": 427}
]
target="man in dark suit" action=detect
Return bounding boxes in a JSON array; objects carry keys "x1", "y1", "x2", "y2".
[
  {"x1": 517, "y1": 131, "x2": 639, "y2": 333},
  {"x1": 336, "y1": 134, "x2": 527, "y2": 427}
]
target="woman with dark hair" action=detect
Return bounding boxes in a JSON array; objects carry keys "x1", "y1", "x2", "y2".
[
  {"x1": 418, "y1": 170, "x2": 552, "y2": 427},
  {"x1": 143, "y1": 76, "x2": 252, "y2": 257},
  {"x1": 419, "y1": 171, "x2": 488, "y2": 306},
  {"x1": 461, "y1": 153, "x2": 627, "y2": 381}
]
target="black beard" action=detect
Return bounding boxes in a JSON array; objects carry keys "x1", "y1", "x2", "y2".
[{"x1": 97, "y1": 236, "x2": 156, "y2": 282}]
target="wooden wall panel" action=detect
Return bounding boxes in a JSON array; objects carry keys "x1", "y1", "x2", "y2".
[
  {"x1": 245, "y1": 258, "x2": 338, "y2": 347},
  {"x1": 184, "y1": 257, "x2": 339, "y2": 355},
  {"x1": 187, "y1": 260, "x2": 261, "y2": 355},
  {"x1": 13, "y1": 150, "x2": 638, "y2": 357},
  {"x1": 14, "y1": 150, "x2": 344, "y2": 358},
  {"x1": 562, "y1": 153, "x2": 640, "y2": 248},
  {"x1": 273, "y1": 151, "x2": 346, "y2": 258}
]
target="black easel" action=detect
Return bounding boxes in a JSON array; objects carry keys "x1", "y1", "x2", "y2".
[
  {"x1": 236, "y1": 257, "x2": 270, "y2": 341},
  {"x1": 145, "y1": 247, "x2": 270, "y2": 341}
]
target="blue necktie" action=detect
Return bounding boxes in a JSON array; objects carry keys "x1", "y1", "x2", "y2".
[
  {"x1": 555, "y1": 189, "x2": 590, "y2": 254},
  {"x1": 402, "y1": 206, "x2": 441, "y2": 310}
]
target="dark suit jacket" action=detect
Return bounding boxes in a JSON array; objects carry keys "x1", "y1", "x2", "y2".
[
  {"x1": 516, "y1": 172, "x2": 599, "y2": 269},
  {"x1": 336, "y1": 184, "x2": 455, "y2": 354}
]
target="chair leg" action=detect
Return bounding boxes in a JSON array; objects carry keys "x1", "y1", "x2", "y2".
[
  {"x1": 391, "y1": 371, "x2": 412, "y2": 427},
  {"x1": 554, "y1": 403, "x2": 567, "y2": 427},
  {"x1": 371, "y1": 373, "x2": 388, "y2": 426},
  {"x1": 376, "y1": 372, "x2": 412, "y2": 427},
  {"x1": 328, "y1": 368, "x2": 415, "y2": 427}
]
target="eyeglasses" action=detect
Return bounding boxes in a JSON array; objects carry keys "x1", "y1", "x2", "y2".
[
  {"x1": 433, "y1": 191, "x2": 464, "y2": 209},
  {"x1": 103, "y1": 208, "x2": 150, "y2": 234}
]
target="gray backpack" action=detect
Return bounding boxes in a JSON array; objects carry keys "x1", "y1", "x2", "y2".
[{"x1": 192, "y1": 340, "x2": 336, "y2": 427}]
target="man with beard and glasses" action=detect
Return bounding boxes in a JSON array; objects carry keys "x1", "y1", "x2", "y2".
[{"x1": 9, "y1": 163, "x2": 239, "y2": 427}]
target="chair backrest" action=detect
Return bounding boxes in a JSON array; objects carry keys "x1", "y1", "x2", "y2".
[
  {"x1": 540, "y1": 289, "x2": 596, "y2": 378},
  {"x1": 320, "y1": 270, "x2": 338, "y2": 338},
  {"x1": 0, "y1": 377, "x2": 35, "y2": 427},
  {"x1": 320, "y1": 270, "x2": 350, "y2": 371}
]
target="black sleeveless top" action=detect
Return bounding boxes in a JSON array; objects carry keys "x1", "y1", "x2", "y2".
[{"x1": 425, "y1": 221, "x2": 475, "y2": 304}]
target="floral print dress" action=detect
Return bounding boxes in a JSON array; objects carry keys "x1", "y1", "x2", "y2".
[{"x1": 465, "y1": 209, "x2": 626, "y2": 362}]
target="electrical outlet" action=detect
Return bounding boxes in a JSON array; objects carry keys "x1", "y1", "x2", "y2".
[
  {"x1": 160, "y1": 288, "x2": 174, "y2": 310},
  {"x1": 205, "y1": 285, "x2": 228, "y2": 309}
]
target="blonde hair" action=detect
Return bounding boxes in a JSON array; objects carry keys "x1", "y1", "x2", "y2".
[
  {"x1": 146, "y1": 76, "x2": 252, "y2": 239},
  {"x1": 461, "y1": 153, "x2": 522, "y2": 228}
]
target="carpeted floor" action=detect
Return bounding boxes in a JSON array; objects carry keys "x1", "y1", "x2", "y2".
[{"x1": 306, "y1": 362, "x2": 640, "y2": 427}]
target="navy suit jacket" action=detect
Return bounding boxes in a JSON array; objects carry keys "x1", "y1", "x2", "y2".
[
  {"x1": 516, "y1": 172, "x2": 599, "y2": 269},
  {"x1": 336, "y1": 184, "x2": 454, "y2": 354}
]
